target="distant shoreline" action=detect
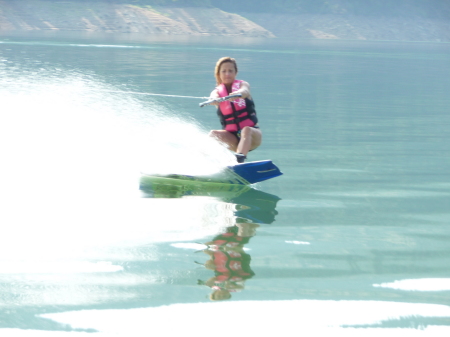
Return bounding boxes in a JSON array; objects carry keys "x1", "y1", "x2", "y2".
[
  {"x1": 242, "y1": 13, "x2": 450, "y2": 43},
  {"x1": 1, "y1": 1, "x2": 449, "y2": 42}
]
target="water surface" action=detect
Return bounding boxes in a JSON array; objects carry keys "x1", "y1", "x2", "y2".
[{"x1": 1, "y1": 32, "x2": 450, "y2": 335}]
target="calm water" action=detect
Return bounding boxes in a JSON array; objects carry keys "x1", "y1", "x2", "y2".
[{"x1": 1, "y1": 32, "x2": 450, "y2": 336}]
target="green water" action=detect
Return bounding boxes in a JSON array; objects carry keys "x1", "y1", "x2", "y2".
[{"x1": 1, "y1": 33, "x2": 450, "y2": 335}]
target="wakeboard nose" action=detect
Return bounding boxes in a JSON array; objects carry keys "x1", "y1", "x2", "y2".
[{"x1": 227, "y1": 160, "x2": 283, "y2": 184}]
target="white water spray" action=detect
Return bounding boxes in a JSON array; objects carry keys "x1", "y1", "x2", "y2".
[
  {"x1": 0, "y1": 66, "x2": 235, "y2": 202},
  {"x1": 0, "y1": 63, "x2": 236, "y2": 269}
]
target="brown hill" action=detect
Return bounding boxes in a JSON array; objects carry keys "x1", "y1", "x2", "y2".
[
  {"x1": 1, "y1": 1, "x2": 449, "y2": 42},
  {"x1": 0, "y1": 1, "x2": 273, "y2": 37}
]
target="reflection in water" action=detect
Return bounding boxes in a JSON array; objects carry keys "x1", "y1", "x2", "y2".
[
  {"x1": 140, "y1": 176, "x2": 281, "y2": 214},
  {"x1": 232, "y1": 188, "x2": 280, "y2": 225},
  {"x1": 198, "y1": 223, "x2": 257, "y2": 301},
  {"x1": 140, "y1": 177, "x2": 281, "y2": 300}
]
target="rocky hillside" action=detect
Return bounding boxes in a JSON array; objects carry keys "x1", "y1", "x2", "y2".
[
  {"x1": 0, "y1": 0, "x2": 449, "y2": 42},
  {"x1": 0, "y1": 1, "x2": 273, "y2": 37}
]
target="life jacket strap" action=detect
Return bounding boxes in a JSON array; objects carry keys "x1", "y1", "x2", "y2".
[{"x1": 224, "y1": 113, "x2": 250, "y2": 125}]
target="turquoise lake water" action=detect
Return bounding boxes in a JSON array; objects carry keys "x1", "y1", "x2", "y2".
[{"x1": 1, "y1": 32, "x2": 450, "y2": 336}]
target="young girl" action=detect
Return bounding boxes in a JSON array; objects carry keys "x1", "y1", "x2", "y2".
[{"x1": 208, "y1": 57, "x2": 262, "y2": 163}]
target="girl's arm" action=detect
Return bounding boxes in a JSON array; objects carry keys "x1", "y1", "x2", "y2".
[
  {"x1": 208, "y1": 88, "x2": 220, "y2": 105},
  {"x1": 230, "y1": 81, "x2": 251, "y2": 100}
]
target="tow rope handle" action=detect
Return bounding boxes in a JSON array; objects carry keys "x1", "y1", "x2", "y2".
[{"x1": 199, "y1": 94, "x2": 242, "y2": 107}]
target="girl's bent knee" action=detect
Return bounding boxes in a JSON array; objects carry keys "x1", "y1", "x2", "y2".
[{"x1": 209, "y1": 130, "x2": 219, "y2": 138}]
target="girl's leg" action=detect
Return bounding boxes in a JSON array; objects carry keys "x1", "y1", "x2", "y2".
[
  {"x1": 236, "y1": 127, "x2": 262, "y2": 156},
  {"x1": 209, "y1": 130, "x2": 239, "y2": 152}
]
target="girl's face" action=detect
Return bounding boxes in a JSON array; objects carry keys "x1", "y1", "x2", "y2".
[{"x1": 219, "y1": 62, "x2": 237, "y2": 85}]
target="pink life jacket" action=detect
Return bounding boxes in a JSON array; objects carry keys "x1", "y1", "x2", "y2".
[{"x1": 217, "y1": 80, "x2": 257, "y2": 133}]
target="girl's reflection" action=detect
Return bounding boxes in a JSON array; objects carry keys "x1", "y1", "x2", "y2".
[
  {"x1": 139, "y1": 177, "x2": 280, "y2": 301},
  {"x1": 198, "y1": 223, "x2": 258, "y2": 301},
  {"x1": 198, "y1": 189, "x2": 280, "y2": 300}
]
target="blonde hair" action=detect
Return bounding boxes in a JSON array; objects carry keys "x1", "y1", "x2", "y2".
[{"x1": 214, "y1": 57, "x2": 238, "y2": 85}]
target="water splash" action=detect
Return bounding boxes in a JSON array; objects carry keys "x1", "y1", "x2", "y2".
[
  {"x1": 0, "y1": 66, "x2": 236, "y2": 278},
  {"x1": 0, "y1": 66, "x2": 235, "y2": 202}
]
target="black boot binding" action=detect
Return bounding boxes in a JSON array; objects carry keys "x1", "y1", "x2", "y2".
[{"x1": 235, "y1": 153, "x2": 246, "y2": 163}]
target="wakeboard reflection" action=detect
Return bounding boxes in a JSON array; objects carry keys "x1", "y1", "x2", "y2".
[
  {"x1": 141, "y1": 166, "x2": 281, "y2": 301},
  {"x1": 140, "y1": 177, "x2": 281, "y2": 225}
]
